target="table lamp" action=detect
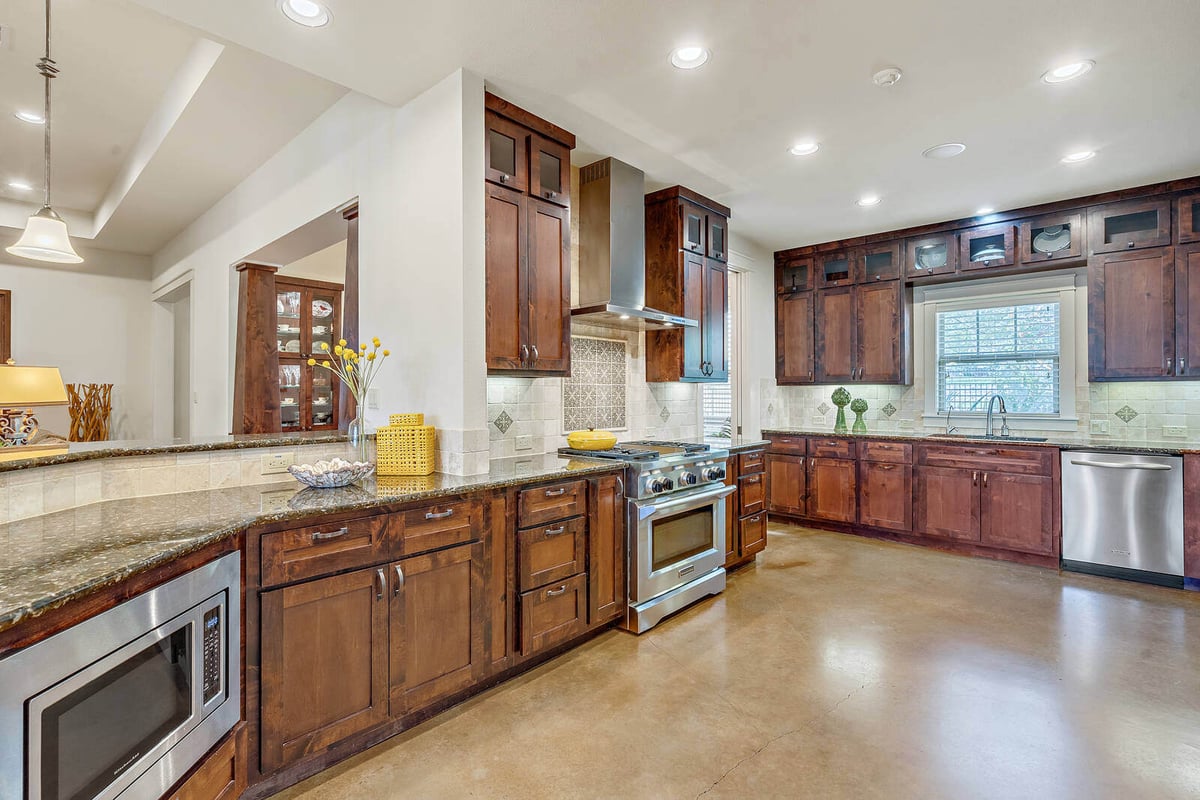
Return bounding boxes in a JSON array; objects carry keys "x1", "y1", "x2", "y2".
[{"x1": 0, "y1": 364, "x2": 68, "y2": 448}]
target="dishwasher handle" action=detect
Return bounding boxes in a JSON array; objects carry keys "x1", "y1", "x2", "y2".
[{"x1": 1068, "y1": 459, "x2": 1173, "y2": 471}]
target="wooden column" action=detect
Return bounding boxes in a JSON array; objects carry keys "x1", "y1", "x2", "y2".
[
  {"x1": 232, "y1": 262, "x2": 281, "y2": 434},
  {"x1": 339, "y1": 203, "x2": 360, "y2": 430}
]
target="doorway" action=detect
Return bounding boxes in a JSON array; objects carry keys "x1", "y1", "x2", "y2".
[{"x1": 153, "y1": 277, "x2": 193, "y2": 440}]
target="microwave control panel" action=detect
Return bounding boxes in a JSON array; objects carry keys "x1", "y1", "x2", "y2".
[{"x1": 202, "y1": 604, "x2": 222, "y2": 704}]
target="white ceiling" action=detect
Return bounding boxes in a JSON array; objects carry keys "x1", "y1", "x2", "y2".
[{"x1": 0, "y1": 0, "x2": 347, "y2": 257}]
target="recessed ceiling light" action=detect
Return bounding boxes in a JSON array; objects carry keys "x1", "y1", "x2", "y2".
[
  {"x1": 1061, "y1": 150, "x2": 1096, "y2": 164},
  {"x1": 976, "y1": 206, "x2": 995, "y2": 215},
  {"x1": 670, "y1": 45, "x2": 710, "y2": 70},
  {"x1": 856, "y1": 195, "x2": 881, "y2": 207},
  {"x1": 7, "y1": 180, "x2": 33, "y2": 191},
  {"x1": 923, "y1": 142, "x2": 967, "y2": 159},
  {"x1": 14, "y1": 110, "x2": 44, "y2": 124},
  {"x1": 279, "y1": 0, "x2": 331, "y2": 27},
  {"x1": 788, "y1": 141, "x2": 820, "y2": 157},
  {"x1": 872, "y1": 67, "x2": 903, "y2": 87},
  {"x1": 1042, "y1": 60, "x2": 1095, "y2": 84}
]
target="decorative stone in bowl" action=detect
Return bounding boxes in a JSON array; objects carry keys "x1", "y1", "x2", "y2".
[{"x1": 288, "y1": 457, "x2": 375, "y2": 488}]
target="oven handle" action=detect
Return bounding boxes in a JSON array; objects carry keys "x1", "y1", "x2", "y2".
[{"x1": 632, "y1": 483, "x2": 736, "y2": 520}]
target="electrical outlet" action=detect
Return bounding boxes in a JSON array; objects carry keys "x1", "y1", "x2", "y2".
[
  {"x1": 1090, "y1": 419, "x2": 1110, "y2": 435},
  {"x1": 515, "y1": 435, "x2": 533, "y2": 451},
  {"x1": 1163, "y1": 425, "x2": 1187, "y2": 438},
  {"x1": 367, "y1": 388, "x2": 381, "y2": 410},
  {"x1": 898, "y1": 419, "x2": 915, "y2": 430},
  {"x1": 0, "y1": 26, "x2": 10, "y2": 50},
  {"x1": 261, "y1": 451, "x2": 295, "y2": 474},
  {"x1": 260, "y1": 489, "x2": 294, "y2": 514},
  {"x1": 810, "y1": 415, "x2": 825, "y2": 426}
]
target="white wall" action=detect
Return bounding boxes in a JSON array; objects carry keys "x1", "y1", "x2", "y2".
[
  {"x1": 0, "y1": 253, "x2": 155, "y2": 439},
  {"x1": 279, "y1": 240, "x2": 346, "y2": 284},
  {"x1": 151, "y1": 70, "x2": 490, "y2": 471},
  {"x1": 729, "y1": 232, "x2": 775, "y2": 440}
]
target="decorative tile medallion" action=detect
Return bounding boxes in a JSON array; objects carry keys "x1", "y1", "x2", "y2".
[
  {"x1": 881, "y1": 402, "x2": 897, "y2": 418},
  {"x1": 563, "y1": 336, "x2": 628, "y2": 431},
  {"x1": 493, "y1": 410, "x2": 513, "y2": 434},
  {"x1": 1114, "y1": 405, "x2": 1139, "y2": 423},
  {"x1": 817, "y1": 402, "x2": 832, "y2": 415},
  {"x1": 660, "y1": 407, "x2": 671, "y2": 422}
]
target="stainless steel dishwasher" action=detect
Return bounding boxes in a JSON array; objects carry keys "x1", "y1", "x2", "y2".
[{"x1": 1061, "y1": 451, "x2": 1184, "y2": 587}]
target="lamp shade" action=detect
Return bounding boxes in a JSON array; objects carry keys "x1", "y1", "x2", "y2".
[
  {"x1": 6, "y1": 207, "x2": 83, "y2": 264},
  {"x1": 0, "y1": 366, "x2": 68, "y2": 406}
]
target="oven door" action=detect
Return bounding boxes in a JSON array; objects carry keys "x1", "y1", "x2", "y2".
[
  {"x1": 26, "y1": 596, "x2": 218, "y2": 800},
  {"x1": 631, "y1": 483, "x2": 735, "y2": 603}
]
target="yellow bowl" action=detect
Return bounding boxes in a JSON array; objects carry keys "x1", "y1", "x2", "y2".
[{"x1": 567, "y1": 429, "x2": 618, "y2": 451}]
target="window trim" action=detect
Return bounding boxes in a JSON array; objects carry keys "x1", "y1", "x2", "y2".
[{"x1": 918, "y1": 274, "x2": 1080, "y2": 431}]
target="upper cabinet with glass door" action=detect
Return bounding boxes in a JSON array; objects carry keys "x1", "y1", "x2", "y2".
[
  {"x1": 905, "y1": 233, "x2": 958, "y2": 278},
  {"x1": 1176, "y1": 192, "x2": 1200, "y2": 244},
  {"x1": 485, "y1": 115, "x2": 530, "y2": 193},
  {"x1": 959, "y1": 223, "x2": 1015, "y2": 272},
  {"x1": 1088, "y1": 197, "x2": 1172, "y2": 254},
  {"x1": 816, "y1": 249, "x2": 859, "y2": 288},
  {"x1": 861, "y1": 242, "x2": 901, "y2": 282},
  {"x1": 1018, "y1": 210, "x2": 1085, "y2": 266},
  {"x1": 530, "y1": 134, "x2": 570, "y2": 208},
  {"x1": 276, "y1": 287, "x2": 303, "y2": 357}
]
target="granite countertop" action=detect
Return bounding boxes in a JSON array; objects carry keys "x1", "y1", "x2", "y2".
[
  {"x1": 703, "y1": 436, "x2": 770, "y2": 454},
  {"x1": 761, "y1": 428, "x2": 1200, "y2": 456},
  {"x1": 0, "y1": 431, "x2": 352, "y2": 474},
  {"x1": 0, "y1": 454, "x2": 621, "y2": 635}
]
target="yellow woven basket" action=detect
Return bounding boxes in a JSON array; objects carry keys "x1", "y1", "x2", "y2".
[
  {"x1": 376, "y1": 421, "x2": 436, "y2": 476},
  {"x1": 389, "y1": 413, "x2": 424, "y2": 427},
  {"x1": 376, "y1": 474, "x2": 437, "y2": 495}
]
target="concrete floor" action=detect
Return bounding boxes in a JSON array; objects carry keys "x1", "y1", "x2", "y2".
[{"x1": 276, "y1": 524, "x2": 1200, "y2": 799}]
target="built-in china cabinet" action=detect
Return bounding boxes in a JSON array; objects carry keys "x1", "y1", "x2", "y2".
[{"x1": 274, "y1": 278, "x2": 342, "y2": 432}]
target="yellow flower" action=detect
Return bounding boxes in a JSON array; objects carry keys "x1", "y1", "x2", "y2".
[
  {"x1": 307, "y1": 358, "x2": 316, "y2": 366},
  {"x1": 382, "y1": 349, "x2": 391, "y2": 357},
  {"x1": 360, "y1": 343, "x2": 367, "y2": 352},
  {"x1": 322, "y1": 360, "x2": 331, "y2": 367},
  {"x1": 334, "y1": 345, "x2": 343, "y2": 355},
  {"x1": 339, "y1": 339, "x2": 347, "y2": 347},
  {"x1": 320, "y1": 342, "x2": 330, "y2": 350},
  {"x1": 372, "y1": 337, "x2": 380, "y2": 348},
  {"x1": 367, "y1": 352, "x2": 376, "y2": 361}
]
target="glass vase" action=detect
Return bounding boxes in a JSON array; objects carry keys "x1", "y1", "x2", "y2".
[{"x1": 348, "y1": 412, "x2": 369, "y2": 464}]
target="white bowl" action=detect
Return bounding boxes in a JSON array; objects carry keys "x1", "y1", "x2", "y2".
[{"x1": 288, "y1": 459, "x2": 375, "y2": 488}]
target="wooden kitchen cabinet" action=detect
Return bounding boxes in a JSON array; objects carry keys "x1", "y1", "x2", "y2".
[
  {"x1": 777, "y1": 256, "x2": 813, "y2": 294},
  {"x1": 1018, "y1": 210, "x2": 1085, "y2": 266},
  {"x1": 765, "y1": 453, "x2": 806, "y2": 516},
  {"x1": 1088, "y1": 197, "x2": 1172, "y2": 254},
  {"x1": 807, "y1": 456, "x2": 857, "y2": 523},
  {"x1": 817, "y1": 249, "x2": 859, "y2": 288},
  {"x1": 727, "y1": 448, "x2": 768, "y2": 568},
  {"x1": 167, "y1": 725, "x2": 246, "y2": 800},
  {"x1": 707, "y1": 213, "x2": 729, "y2": 261},
  {"x1": 979, "y1": 473, "x2": 1054, "y2": 555},
  {"x1": 739, "y1": 511, "x2": 768, "y2": 559},
  {"x1": 914, "y1": 466, "x2": 981, "y2": 541},
  {"x1": 858, "y1": 460, "x2": 912, "y2": 532},
  {"x1": 1088, "y1": 247, "x2": 1176, "y2": 379},
  {"x1": 645, "y1": 187, "x2": 732, "y2": 383},
  {"x1": 275, "y1": 278, "x2": 342, "y2": 432},
  {"x1": 484, "y1": 95, "x2": 575, "y2": 376},
  {"x1": 776, "y1": 290, "x2": 814, "y2": 384},
  {"x1": 905, "y1": 232, "x2": 958, "y2": 278},
  {"x1": 959, "y1": 222, "x2": 1016, "y2": 272},
  {"x1": 1176, "y1": 244, "x2": 1200, "y2": 378},
  {"x1": 815, "y1": 286, "x2": 855, "y2": 382},
  {"x1": 814, "y1": 282, "x2": 908, "y2": 384},
  {"x1": 1178, "y1": 192, "x2": 1200, "y2": 244},
  {"x1": 587, "y1": 474, "x2": 626, "y2": 624},
  {"x1": 260, "y1": 566, "x2": 390, "y2": 772},
  {"x1": 861, "y1": 241, "x2": 902, "y2": 282}
]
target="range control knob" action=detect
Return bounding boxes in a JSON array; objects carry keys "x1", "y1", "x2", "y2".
[
  {"x1": 649, "y1": 477, "x2": 675, "y2": 494},
  {"x1": 703, "y1": 466, "x2": 727, "y2": 481},
  {"x1": 679, "y1": 471, "x2": 699, "y2": 486}
]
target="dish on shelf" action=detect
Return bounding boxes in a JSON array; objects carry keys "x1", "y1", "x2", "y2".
[
  {"x1": 915, "y1": 244, "x2": 948, "y2": 270},
  {"x1": 1032, "y1": 225, "x2": 1071, "y2": 254},
  {"x1": 282, "y1": 341, "x2": 301, "y2": 353},
  {"x1": 281, "y1": 398, "x2": 298, "y2": 407},
  {"x1": 970, "y1": 245, "x2": 1007, "y2": 263},
  {"x1": 289, "y1": 458, "x2": 374, "y2": 488},
  {"x1": 313, "y1": 325, "x2": 328, "y2": 335},
  {"x1": 312, "y1": 299, "x2": 334, "y2": 319}
]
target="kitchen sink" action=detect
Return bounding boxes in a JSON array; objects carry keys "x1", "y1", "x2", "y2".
[{"x1": 928, "y1": 434, "x2": 1049, "y2": 443}]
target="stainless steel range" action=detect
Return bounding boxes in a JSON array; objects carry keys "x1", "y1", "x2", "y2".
[{"x1": 559, "y1": 440, "x2": 734, "y2": 633}]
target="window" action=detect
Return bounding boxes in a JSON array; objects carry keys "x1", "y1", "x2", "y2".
[{"x1": 700, "y1": 271, "x2": 738, "y2": 438}]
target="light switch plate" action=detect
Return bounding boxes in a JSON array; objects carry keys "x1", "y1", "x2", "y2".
[
  {"x1": 515, "y1": 435, "x2": 533, "y2": 451},
  {"x1": 261, "y1": 451, "x2": 295, "y2": 474},
  {"x1": 0, "y1": 27, "x2": 10, "y2": 50},
  {"x1": 898, "y1": 419, "x2": 915, "y2": 430},
  {"x1": 1163, "y1": 425, "x2": 1187, "y2": 438},
  {"x1": 367, "y1": 388, "x2": 381, "y2": 410},
  {"x1": 1090, "y1": 420, "x2": 1110, "y2": 435}
]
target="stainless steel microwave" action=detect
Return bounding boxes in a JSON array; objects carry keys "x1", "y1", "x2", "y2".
[{"x1": 0, "y1": 552, "x2": 240, "y2": 800}]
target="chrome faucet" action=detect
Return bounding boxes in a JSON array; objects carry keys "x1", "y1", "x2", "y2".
[
  {"x1": 944, "y1": 403, "x2": 957, "y2": 435},
  {"x1": 985, "y1": 395, "x2": 1009, "y2": 438}
]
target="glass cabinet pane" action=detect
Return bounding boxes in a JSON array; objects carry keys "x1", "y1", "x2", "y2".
[
  {"x1": 310, "y1": 368, "x2": 335, "y2": 429},
  {"x1": 488, "y1": 130, "x2": 517, "y2": 177},
  {"x1": 967, "y1": 233, "x2": 1007, "y2": 264},
  {"x1": 538, "y1": 150, "x2": 562, "y2": 195},
  {"x1": 310, "y1": 293, "x2": 337, "y2": 357},
  {"x1": 279, "y1": 364, "x2": 301, "y2": 430},
  {"x1": 1030, "y1": 222, "x2": 1073, "y2": 255},
  {"x1": 1103, "y1": 209, "x2": 1159, "y2": 245},
  {"x1": 684, "y1": 208, "x2": 705, "y2": 252},
  {"x1": 822, "y1": 255, "x2": 852, "y2": 284},
  {"x1": 912, "y1": 242, "x2": 949, "y2": 271},
  {"x1": 276, "y1": 290, "x2": 302, "y2": 355},
  {"x1": 778, "y1": 258, "x2": 812, "y2": 293},
  {"x1": 863, "y1": 247, "x2": 899, "y2": 281}
]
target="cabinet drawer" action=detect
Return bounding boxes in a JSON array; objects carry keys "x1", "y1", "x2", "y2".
[
  {"x1": 738, "y1": 450, "x2": 765, "y2": 475},
  {"x1": 518, "y1": 516, "x2": 587, "y2": 591},
  {"x1": 519, "y1": 573, "x2": 588, "y2": 655},
  {"x1": 738, "y1": 472, "x2": 765, "y2": 516},
  {"x1": 917, "y1": 444, "x2": 1053, "y2": 475},
  {"x1": 766, "y1": 435, "x2": 807, "y2": 455},
  {"x1": 167, "y1": 725, "x2": 245, "y2": 800},
  {"x1": 739, "y1": 510, "x2": 767, "y2": 559},
  {"x1": 859, "y1": 441, "x2": 912, "y2": 464},
  {"x1": 391, "y1": 498, "x2": 483, "y2": 557},
  {"x1": 518, "y1": 480, "x2": 586, "y2": 527},
  {"x1": 809, "y1": 438, "x2": 856, "y2": 459},
  {"x1": 261, "y1": 515, "x2": 388, "y2": 588}
]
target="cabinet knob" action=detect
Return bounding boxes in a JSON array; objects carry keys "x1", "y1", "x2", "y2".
[
  {"x1": 499, "y1": 173, "x2": 509, "y2": 183},
  {"x1": 545, "y1": 190, "x2": 557, "y2": 199},
  {"x1": 1127, "y1": 241, "x2": 1135, "y2": 248}
]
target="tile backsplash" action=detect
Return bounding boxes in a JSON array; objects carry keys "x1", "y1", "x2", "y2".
[{"x1": 487, "y1": 323, "x2": 699, "y2": 459}]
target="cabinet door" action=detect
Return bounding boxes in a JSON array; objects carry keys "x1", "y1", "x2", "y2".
[
  {"x1": 817, "y1": 249, "x2": 859, "y2": 288},
  {"x1": 776, "y1": 290, "x2": 814, "y2": 384},
  {"x1": 485, "y1": 114, "x2": 529, "y2": 192},
  {"x1": 855, "y1": 281, "x2": 904, "y2": 383},
  {"x1": 1178, "y1": 193, "x2": 1200, "y2": 244},
  {"x1": 723, "y1": 466, "x2": 738, "y2": 566},
  {"x1": 979, "y1": 473, "x2": 1054, "y2": 555},
  {"x1": 815, "y1": 287, "x2": 856, "y2": 382},
  {"x1": 530, "y1": 135, "x2": 570, "y2": 208},
  {"x1": 1089, "y1": 198, "x2": 1172, "y2": 254},
  {"x1": 914, "y1": 466, "x2": 980, "y2": 541},
  {"x1": 704, "y1": 259, "x2": 729, "y2": 380},
  {"x1": 959, "y1": 222, "x2": 1016, "y2": 271},
  {"x1": 1088, "y1": 247, "x2": 1176, "y2": 379},
  {"x1": 681, "y1": 201, "x2": 707, "y2": 254},
  {"x1": 777, "y1": 256, "x2": 813, "y2": 293},
  {"x1": 1177, "y1": 244, "x2": 1200, "y2": 377},
  {"x1": 588, "y1": 474, "x2": 626, "y2": 625},
  {"x1": 905, "y1": 233, "x2": 958, "y2": 277},
  {"x1": 260, "y1": 567, "x2": 390, "y2": 773},
  {"x1": 739, "y1": 511, "x2": 767, "y2": 559},
  {"x1": 858, "y1": 461, "x2": 912, "y2": 532},
  {"x1": 862, "y1": 242, "x2": 901, "y2": 282},
  {"x1": 679, "y1": 250, "x2": 708, "y2": 379},
  {"x1": 765, "y1": 454, "x2": 806, "y2": 515},
  {"x1": 526, "y1": 198, "x2": 571, "y2": 373},
  {"x1": 1018, "y1": 210, "x2": 1085, "y2": 266},
  {"x1": 390, "y1": 543, "x2": 482, "y2": 715},
  {"x1": 707, "y1": 215, "x2": 728, "y2": 262},
  {"x1": 485, "y1": 184, "x2": 527, "y2": 370},
  {"x1": 807, "y1": 457, "x2": 857, "y2": 523}
]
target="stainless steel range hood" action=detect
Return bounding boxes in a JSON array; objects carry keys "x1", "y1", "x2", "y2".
[{"x1": 572, "y1": 158, "x2": 698, "y2": 331}]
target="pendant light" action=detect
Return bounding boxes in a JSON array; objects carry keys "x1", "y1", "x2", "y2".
[{"x1": 6, "y1": 0, "x2": 82, "y2": 264}]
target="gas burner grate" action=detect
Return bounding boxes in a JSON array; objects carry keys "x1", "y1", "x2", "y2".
[
  {"x1": 625, "y1": 440, "x2": 711, "y2": 454},
  {"x1": 557, "y1": 446, "x2": 658, "y2": 461}
]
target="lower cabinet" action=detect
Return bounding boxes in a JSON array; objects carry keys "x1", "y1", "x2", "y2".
[
  {"x1": 806, "y1": 457, "x2": 857, "y2": 523},
  {"x1": 587, "y1": 474, "x2": 626, "y2": 624},
  {"x1": 858, "y1": 461, "x2": 912, "y2": 532},
  {"x1": 726, "y1": 449, "x2": 768, "y2": 568},
  {"x1": 739, "y1": 511, "x2": 767, "y2": 558},
  {"x1": 765, "y1": 453, "x2": 806, "y2": 515},
  {"x1": 519, "y1": 573, "x2": 588, "y2": 653},
  {"x1": 167, "y1": 725, "x2": 246, "y2": 800},
  {"x1": 979, "y1": 472, "x2": 1054, "y2": 555},
  {"x1": 914, "y1": 466, "x2": 981, "y2": 541}
]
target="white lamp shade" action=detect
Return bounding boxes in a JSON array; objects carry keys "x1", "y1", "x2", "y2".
[{"x1": 6, "y1": 208, "x2": 82, "y2": 264}]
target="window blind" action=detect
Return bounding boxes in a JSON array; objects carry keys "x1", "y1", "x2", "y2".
[
  {"x1": 701, "y1": 276, "x2": 736, "y2": 438},
  {"x1": 935, "y1": 301, "x2": 1061, "y2": 415}
]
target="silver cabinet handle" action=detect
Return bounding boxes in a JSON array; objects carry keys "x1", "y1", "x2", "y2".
[
  {"x1": 616, "y1": 476, "x2": 624, "y2": 497},
  {"x1": 875, "y1": 464, "x2": 896, "y2": 471},
  {"x1": 544, "y1": 526, "x2": 566, "y2": 536},
  {"x1": 1180, "y1": 358, "x2": 1187, "y2": 375},
  {"x1": 545, "y1": 487, "x2": 567, "y2": 497},
  {"x1": 973, "y1": 471, "x2": 979, "y2": 485},
  {"x1": 375, "y1": 569, "x2": 386, "y2": 601},
  {"x1": 311, "y1": 526, "x2": 349, "y2": 541},
  {"x1": 982, "y1": 473, "x2": 988, "y2": 487},
  {"x1": 1166, "y1": 357, "x2": 1173, "y2": 374},
  {"x1": 394, "y1": 564, "x2": 404, "y2": 596},
  {"x1": 531, "y1": 344, "x2": 539, "y2": 363},
  {"x1": 520, "y1": 344, "x2": 530, "y2": 366},
  {"x1": 1069, "y1": 459, "x2": 1173, "y2": 471},
  {"x1": 425, "y1": 508, "x2": 454, "y2": 520},
  {"x1": 546, "y1": 584, "x2": 568, "y2": 597}
]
